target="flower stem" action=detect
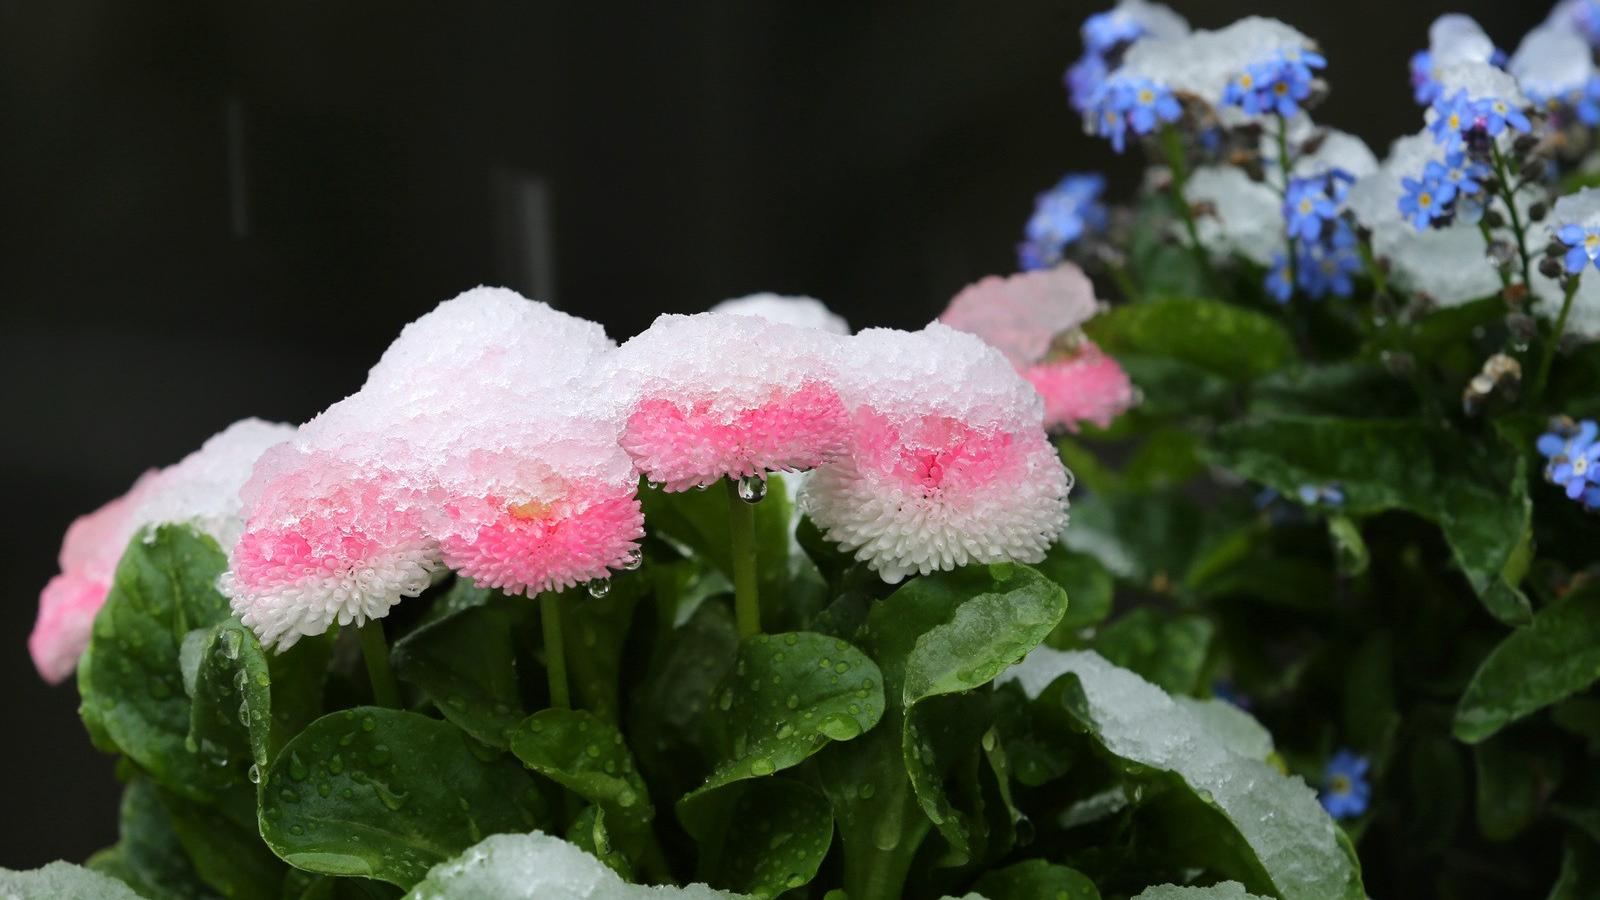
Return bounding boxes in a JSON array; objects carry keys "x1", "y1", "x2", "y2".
[
  {"x1": 1479, "y1": 220, "x2": 1513, "y2": 292},
  {"x1": 357, "y1": 619, "x2": 400, "y2": 709},
  {"x1": 1159, "y1": 126, "x2": 1220, "y2": 295},
  {"x1": 1490, "y1": 143, "x2": 1533, "y2": 289},
  {"x1": 1355, "y1": 231, "x2": 1389, "y2": 299},
  {"x1": 725, "y1": 477, "x2": 761, "y2": 638},
  {"x1": 1274, "y1": 115, "x2": 1300, "y2": 297},
  {"x1": 540, "y1": 592, "x2": 571, "y2": 709},
  {"x1": 1532, "y1": 276, "x2": 1580, "y2": 403}
]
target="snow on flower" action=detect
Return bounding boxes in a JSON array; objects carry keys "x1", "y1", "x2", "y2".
[
  {"x1": 31, "y1": 419, "x2": 292, "y2": 681},
  {"x1": 1183, "y1": 125, "x2": 1375, "y2": 271},
  {"x1": 1066, "y1": 0, "x2": 1190, "y2": 113},
  {"x1": 939, "y1": 266, "x2": 1136, "y2": 432},
  {"x1": 940, "y1": 266, "x2": 1099, "y2": 366},
  {"x1": 802, "y1": 324, "x2": 1073, "y2": 583},
  {"x1": 1509, "y1": 20, "x2": 1595, "y2": 109},
  {"x1": 614, "y1": 312, "x2": 850, "y2": 492},
  {"x1": 1409, "y1": 15, "x2": 1500, "y2": 106},
  {"x1": 710, "y1": 293, "x2": 850, "y2": 335},
  {"x1": 1109, "y1": 17, "x2": 1319, "y2": 110},
  {"x1": 1348, "y1": 130, "x2": 1512, "y2": 305},
  {"x1": 222, "y1": 447, "x2": 440, "y2": 651},
  {"x1": 225, "y1": 287, "x2": 645, "y2": 647}
]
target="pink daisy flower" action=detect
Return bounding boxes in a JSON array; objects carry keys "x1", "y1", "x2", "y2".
[
  {"x1": 222, "y1": 446, "x2": 439, "y2": 651},
  {"x1": 802, "y1": 325, "x2": 1074, "y2": 583},
  {"x1": 1022, "y1": 342, "x2": 1138, "y2": 433},
  {"x1": 30, "y1": 474, "x2": 157, "y2": 684},
  {"x1": 940, "y1": 265, "x2": 1136, "y2": 432},
  {"x1": 225, "y1": 287, "x2": 645, "y2": 639},
  {"x1": 31, "y1": 419, "x2": 293, "y2": 682},
  {"x1": 615, "y1": 312, "x2": 850, "y2": 491}
]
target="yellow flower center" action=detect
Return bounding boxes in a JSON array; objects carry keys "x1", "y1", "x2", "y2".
[
  {"x1": 1299, "y1": 198, "x2": 1314, "y2": 214},
  {"x1": 1330, "y1": 774, "x2": 1351, "y2": 795},
  {"x1": 1448, "y1": 113, "x2": 1461, "y2": 129},
  {"x1": 1419, "y1": 192, "x2": 1433, "y2": 208},
  {"x1": 1138, "y1": 89, "x2": 1155, "y2": 104},
  {"x1": 510, "y1": 498, "x2": 555, "y2": 520},
  {"x1": 1239, "y1": 73, "x2": 1255, "y2": 89}
]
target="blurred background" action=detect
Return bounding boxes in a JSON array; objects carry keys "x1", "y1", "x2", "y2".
[{"x1": 0, "y1": 0, "x2": 1547, "y2": 868}]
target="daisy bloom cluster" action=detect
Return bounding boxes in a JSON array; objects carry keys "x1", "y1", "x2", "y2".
[
  {"x1": 940, "y1": 265, "x2": 1135, "y2": 433},
  {"x1": 802, "y1": 324, "x2": 1073, "y2": 583},
  {"x1": 31, "y1": 418, "x2": 292, "y2": 682},
  {"x1": 86, "y1": 285, "x2": 1078, "y2": 655},
  {"x1": 222, "y1": 288, "x2": 642, "y2": 650}
]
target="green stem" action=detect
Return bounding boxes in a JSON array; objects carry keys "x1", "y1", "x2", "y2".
[
  {"x1": 540, "y1": 592, "x2": 570, "y2": 709},
  {"x1": 1532, "y1": 276, "x2": 1580, "y2": 402},
  {"x1": 1159, "y1": 126, "x2": 1220, "y2": 294},
  {"x1": 726, "y1": 478, "x2": 761, "y2": 638},
  {"x1": 1479, "y1": 220, "x2": 1514, "y2": 292},
  {"x1": 1355, "y1": 230, "x2": 1389, "y2": 300},
  {"x1": 357, "y1": 619, "x2": 400, "y2": 709},
  {"x1": 1490, "y1": 143, "x2": 1534, "y2": 289},
  {"x1": 1107, "y1": 260, "x2": 1141, "y2": 302},
  {"x1": 1274, "y1": 115, "x2": 1300, "y2": 297}
]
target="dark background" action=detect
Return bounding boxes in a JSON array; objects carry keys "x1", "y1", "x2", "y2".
[{"x1": 0, "y1": 0, "x2": 1546, "y2": 869}]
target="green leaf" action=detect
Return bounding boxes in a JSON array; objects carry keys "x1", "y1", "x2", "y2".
[
  {"x1": 88, "y1": 778, "x2": 215, "y2": 900},
  {"x1": 158, "y1": 786, "x2": 286, "y2": 900},
  {"x1": 1326, "y1": 515, "x2": 1369, "y2": 577},
  {"x1": 259, "y1": 707, "x2": 549, "y2": 888},
  {"x1": 78, "y1": 526, "x2": 243, "y2": 809},
  {"x1": 1455, "y1": 584, "x2": 1600, "y2": 742},
  {"x1": 267, "y1": 632, "x2": 335, "y2": 763},
  {"x1": 1341, "y1": 633, "x2": 1399, "y2": 758},
  {"x1": 1473, "y1": 735, "x2": 1561, "y2": 842},
  {"x1": 688, "y1": 779, "x2": 833, "y2": 899},
  {"x1": 1037, "y1": 546, "x2": 1113, "y2": 643},
  {"x1": 1092, "y1": 609, "x2": 1213, "y2": 695},
  {"x1": 508, "y1": 708, "x2": 652, "y2": 827},
  {"x1": 392, "y1": 594, "x2": 528, "y2": 748},
  {"x1": 680, "y1": 632, "x2": 882, "y2": 809},
  {"x1": 0, "y1": 862, "x2": 146, "y2": 899},
  {"x1": 627, "y1": 601, "x2": 739, "y2": 801},
  {"x1": 815, "y1": 565, "x2": 1062, "y2": 897},
  {"x1": 896, "y1": 566, "x2": 1067, "y2": 863},
  {"x1": 1085, "y1": 297, "x2": 1294, "y2": 382},
  {"x1": 665, "y1": 617, "x2": 856, "y2": 896},
  {"x1": 974, "y1": 859, "x2": 1101, "y2": 900},
  {"x1": 187, "y1": 618, "x2": 272, "y2": 791},
  {"x1": 566, "y1": 805, "x2": 632, "y2": 880},
  {"x1": 1207, "y1": 416, "x2": 1532, "y2": 624},
  {"x1": 1008, "y1": 648, "x2": 1362, "y2": 900},
  {"x1": 1060, "y1": 489, "x2": 1217, "y2": 586},
  {"x1": 1549, "y1": 834, "x2": 1600, "y2": 900}
]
